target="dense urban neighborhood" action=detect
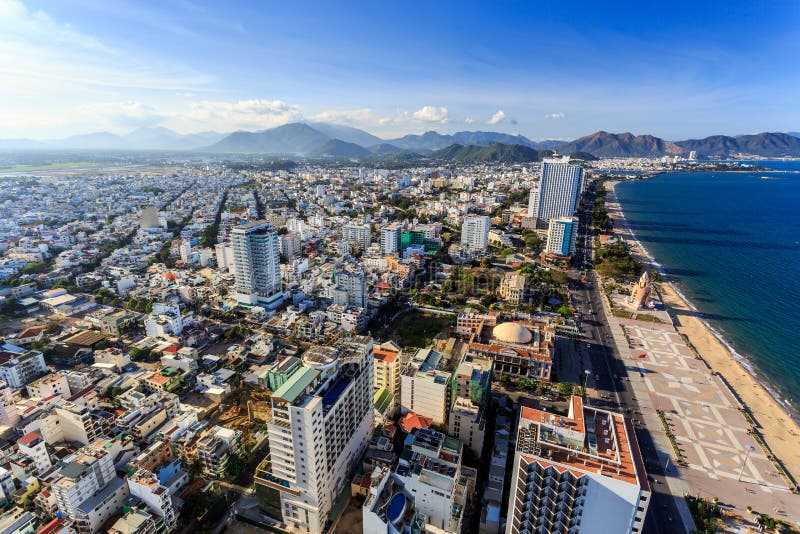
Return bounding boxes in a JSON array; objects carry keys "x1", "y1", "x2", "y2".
[{"x1": 0, "y1": 149, "x2": 796, "y2": 534}]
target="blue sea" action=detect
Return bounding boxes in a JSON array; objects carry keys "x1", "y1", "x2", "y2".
[{"x1": 614, "y1": 162, "x2": 800, "y2": 414}]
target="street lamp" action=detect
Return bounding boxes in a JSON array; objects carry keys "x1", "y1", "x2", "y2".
[
  {"x1": 582, "y1": 369, "x2": 590, "y2": 400},
  {"x1": 737, "y1": 445, "x2": 756, "y2": 482}
]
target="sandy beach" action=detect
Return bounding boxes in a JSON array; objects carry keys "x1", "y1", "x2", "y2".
[{"x1": 605, "y1": 180, "x2": 800, "y2": 486}]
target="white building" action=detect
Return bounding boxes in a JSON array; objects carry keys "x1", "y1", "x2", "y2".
[
  {"x1": 498, "y1": 272, "x2": 527, "y2": 305},
  {"x1": 214, "y1": 243, "x2": 235, "y2": 273},
  {"x1": 144, "y1": 303, "x2": 184, "y2": 337},
  {"x1": 530, "y1": 156, "x2": 584, "y2": 228},
  {"x1": 0, "y1": 381, "x2": 20, "y2": 426},
  {"x1": 17, "y1": 432, "x2": 51, "y2": 474},
  {"x1": 51, "y1": 439, "x2": 130, "y2": 533},
  {"x1": 258, "y1": 336, "x2": 374, "y2": 533},
  {"x1": 342, "y1": 222, "x2": 371, "y2": 251},
  {"x1": 0, "y1": 346, "x2": 47, "y2": 389},
  {"x1": 127, "y1": 469, "x2": 177, "y2": 533},
  {"x1": 527, "y1": 185, "x2": 540, "y2": 221},
  {"x1": 333, "y1": 269, "x2": 367, "y2": 308},
  {"x1": 380, "y1": 224, "x2": 402, "y2": 255},
  {"x1": 545, "y1": 216, "x2": 579, "y2": 256},
  {"x1": 93, "y1": 348, "x2": 131, "y2": 372},
  {"x1": 399, "y1": 348, "x2": 451, "y2": 425},
  {"x1": 279, "y1": 233, "x2": 302, "y2": 258},
  {"x1": 231, "y1": 220, "x2": 283, "y2": 307},
  {"x1": 460, "y1": 215, "x2": 491, "y2": 254},
  {"x1": 179, "y1": 239, "x2": 194, "y2": 264},
  {"x1": 26, "y1": 373, "x2": 70, "y2": 400},
  {"x1": 504, "y1": 397, "x2": 650, "y2": 534}
]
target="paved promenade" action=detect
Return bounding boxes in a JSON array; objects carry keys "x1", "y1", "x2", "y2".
[{"x1": 601, "y1": 294, "x2": 800, "y2": 527}]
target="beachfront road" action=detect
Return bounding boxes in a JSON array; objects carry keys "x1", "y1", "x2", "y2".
[{"x1": 573, "y1": 199, "x2": 687, "y2": 534}]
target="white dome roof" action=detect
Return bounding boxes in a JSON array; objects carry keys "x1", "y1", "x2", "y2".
[{"x1": 492, "y1": 322, "x2": 532, "y2": 344}]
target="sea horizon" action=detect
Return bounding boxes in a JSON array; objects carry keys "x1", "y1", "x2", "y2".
[{"x1": 613, "y1": 163, "x2": 800, "y2": 418}]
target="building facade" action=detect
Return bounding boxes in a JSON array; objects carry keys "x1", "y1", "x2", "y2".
[
  {"x1": 231, "y1": 220, "x2": 283, "y2": 307},
  {"x1": 400, "y1": 348, "x2": 451, "y2": 425},
  {"x1": 531, "y1": 157, "x2": 584, "y2": 228},
  {"x1": 257, "y1": 337, "x2": 375, "y2": 533},
  {"x1": 505, "y1": 397, "x2": 650, "y2": 534},
  {"x1": 545, "y1": 216, "x2": 579, "y2": 256},
  {"x1": 461, "y1": 215, "x2": 491, "y2": 254}
]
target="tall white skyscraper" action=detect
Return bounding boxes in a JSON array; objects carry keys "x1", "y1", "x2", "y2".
[
  {"x1": 460, "y1": 215, "x2": 491, "y2": 253},
  {"x1": 531, "y1": 156, "x2": 584, "y2": 228},
  {"x1": 545, "y1": 216, "x2": 579, "y2": 256},
  {"x1": 231, "y1": 220, "x2": 283, "y2": 307},
  {"x1": 257, "y1": 337, "x2": 375, "y2": 533},
  {"x1": 380, "y1": 224, "x2": 402, "y2": 255}
]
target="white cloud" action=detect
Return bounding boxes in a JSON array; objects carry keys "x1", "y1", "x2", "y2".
[
  {"x1": 487, "y1": 110, "x2": 507, "y2": 125},
  {"x1": 411, "y1": 106, "x2": 449, "y2": 123},
  {"x1": 78, "y1": 101, "x2": 163, "y2": 128},
  {"x1": 464, "y1": 117, "x2": 475, "y2": 124},
  {"x1": 310, "y1": 108, "x2": 386, "y2": 126},
  {"x1": 544, "y1": 112, "x2": 566, "y2": 119},
  {"x1": 171, "y1": 99, "x2": 301, "y2": 131}
]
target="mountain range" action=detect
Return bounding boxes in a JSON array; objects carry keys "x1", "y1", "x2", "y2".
[{"x1": 2, "y1": 122, "x2": 800, "y2": 159}]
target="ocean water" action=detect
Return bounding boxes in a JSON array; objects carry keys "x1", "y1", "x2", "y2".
[{"x1": 613, "y1": 162, "x2": 800, "y2": 413}]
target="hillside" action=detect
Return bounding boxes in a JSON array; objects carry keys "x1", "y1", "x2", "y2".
[
  {"x1": 430, "y1": 143, "x2": 541, "y2": 163},
  {"x1": 558, "y1": 131, "x2": 682, "y2": 158},
  {"x1": 676, "y1": 132, "x2": 800, "y2": 157},
  {"x1": 306, "y1": 122, "x2": 382, "y2": 147},
  {"x1": 310, "y1": 139, "x2": 371, "y2": 158},
  {"x1": 207, "y1": 123, "x2": 330, "y2": 153},
  {"x1": 386, "y1": 130, "x2": 560, "y2": 151}
]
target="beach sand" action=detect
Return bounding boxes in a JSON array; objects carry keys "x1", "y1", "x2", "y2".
[{"x1": 605, "y1": 181, "x2": 800, "y2": 486}]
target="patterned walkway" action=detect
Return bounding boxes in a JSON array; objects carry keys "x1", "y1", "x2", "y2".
[{"x1": 624, "y1": 324, "x2": 787, "y2": 492}]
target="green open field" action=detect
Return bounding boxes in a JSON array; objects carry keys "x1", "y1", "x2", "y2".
[{"x1": 382, "y1": 309, "x2": 454, "y2": 350}]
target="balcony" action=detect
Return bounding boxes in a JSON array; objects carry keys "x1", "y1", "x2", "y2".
[{"x1": 254, "y1": 456, "x2": 301, "y2": 496}]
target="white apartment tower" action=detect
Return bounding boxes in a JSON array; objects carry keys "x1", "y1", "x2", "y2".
[
  {"x1": 380, "y1": 224, "x2": 402, "y2": 255},
  {"x1": 531, "y1": 156, "x2": 585, "y2": 228},
  {"x1": 342, "y1": 222, "x2": 372, "y2": 251},
  {"x1": 461, "y1": 215, "x2": 491, "y2": 254},
  {"x1": 231, "y1": 220, "x2": 283, "y2": 307},
  {"x1": 505, "y1": 397, "x2": 650, "y2": 534},
  {"x1": 258, "y1": 337, "x2": 375, "y2": 533}
]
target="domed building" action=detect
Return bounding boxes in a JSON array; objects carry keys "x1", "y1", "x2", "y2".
[
  {"x1": 492, "y1": 322, "x2": 533, "y2": 345},
  {"x1": 466, "y1": 318, "x2": 555, "y2": 380}
]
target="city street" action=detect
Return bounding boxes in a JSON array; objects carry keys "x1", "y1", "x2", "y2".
[{"x1": 569, "y1": 196, "x2": 688, "y2": 534}]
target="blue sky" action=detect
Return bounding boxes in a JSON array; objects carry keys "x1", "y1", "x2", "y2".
[{"x1": 1, "y1": 0, "x2": 798, "y2": 140}]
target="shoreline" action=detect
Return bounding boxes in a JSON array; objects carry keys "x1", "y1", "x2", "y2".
[{"x1": 606, "y1": 179, "x2": 800, "y2": 483}]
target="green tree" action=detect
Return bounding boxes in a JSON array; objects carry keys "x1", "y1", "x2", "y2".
[
  {"x1": 226, "y1": 454, "x2": 248, "y2": 478},
  {"x1": 44, "y1": 321, "x2": 61, "y2": 335},
  {"x1": 557, "y1": 382, "x2": 574, "y2": 396}
]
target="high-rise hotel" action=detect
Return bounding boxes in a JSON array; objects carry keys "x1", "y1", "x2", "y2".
[
  {"x1": 528, "y1": 156, "x2": 585, "y2": 229},
  {"x1": 256, "y1": 336, "x2": 375, "y2": 533},
  {"x1": 231, "y1": 220, "x2": 283, "y2": 307},
  {"x1": 505, "y1": 396, "x2": 650, "y2": 534}
]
